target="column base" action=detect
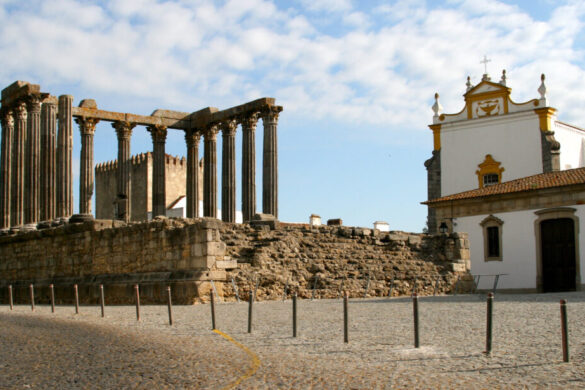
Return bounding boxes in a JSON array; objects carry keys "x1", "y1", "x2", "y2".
[
  {"x1": 0, "y1": 228, "x2": 12, "y2": 236},
  {"x1": 21, "y1": 223, "x2": 38, "y2": 232},
  {"x1": 70, "y1": 213, "x2": 94, "y2": 223}
]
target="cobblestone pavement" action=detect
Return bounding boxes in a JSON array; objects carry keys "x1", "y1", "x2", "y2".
[{"x1": 1, "y1": 292, "x2": 584, "y2": 389}]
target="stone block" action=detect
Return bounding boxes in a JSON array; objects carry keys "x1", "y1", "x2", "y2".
[{"x1": 216, "y1": 258, "x2": 238, "y2": 269}]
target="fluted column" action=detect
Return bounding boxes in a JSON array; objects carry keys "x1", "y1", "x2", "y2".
[
  {"x1": 0, "y1": 109, "x2": 14, "y2": 229},
  {"x1": 76, "y1": 117, "x2": 99, "y2": 216},
  {"x1": 24, "y1": 95, "x2": 42, "y2": 226},
  {"x1": 185, "y1": 129, "x2": 201, "y2": 218},
  {"x1": 261, "y1": 107, "x2": 281, "y2": 218},
  {"x1": 241, "y1": 114, "x2": 258, "y2": 222},
  {"x1": 221, "y1": 119, "x2": 237, "y2": 223},
  {"x1": 148, "y1": 125, "x2": 167, "y2": 218},
  {"x1": 11, "y1": 102, "x2": 27, "y2": 227},
  {"x1": 40, "y1": 100, "x2": 57, "y2": 221},
  {"x1": 57, "y1": 95, "x2": 74, "y2": 219},
  {"x1": 203, "y1": 124, "x2": 218, "y2": 218},
  {"x1": 112, "y1": 121, "x2": 135, "y2": 222}
]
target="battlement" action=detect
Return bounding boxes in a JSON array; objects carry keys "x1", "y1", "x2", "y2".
[{"x1": 95, "y1": 152, "x2": 186, "y2": 174}]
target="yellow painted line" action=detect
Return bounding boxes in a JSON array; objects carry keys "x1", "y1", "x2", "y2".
[{"x1": 213, "y1": 329, "x2": 261, "y2": 389}]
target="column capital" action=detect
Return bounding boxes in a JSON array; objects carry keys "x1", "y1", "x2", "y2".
[
  {"x1": 239, "y1": 112, "x2": 259, "y2": 131},
  {"x1": 204, "y1": 124, "x2": 219, "y2": 141},
  {"x1": 75, "y1": 117, "x2": 100, "y2": 135},
  {"x1": 1, "y1": 110, "x2": 14, "y2": 129},
  {"x1": 185, "y1": 128, "x2": 201, "y2": 148},
  {"x1": 26, "y1": 94, "x2": 43, "y2": 113},
  {"x1": 112, "y1": 121, "x2": 136, "y2": 139},
  {"x1": 147, "y1": 124, "x2": 168, "y2": 143},
  {"x1": 221, "y1": 119, "x2": 237, "y2": 137},
  {"x1": 15, "y1": 102, "x2": 27, "y2": 121},
  {"x1": 261, "y1": 106, "x2": 282, "y2": 124}
]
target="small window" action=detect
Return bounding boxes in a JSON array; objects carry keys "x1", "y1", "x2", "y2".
[
  {"x1": 483, "y1": 174, "x2": 499, "y2": 187},
  {"x1": 486, "y1": 226, "x2": 500, "y2": 257},
  {"x1": 480, "y1": 215, "x2": 503, "y2": 261}
]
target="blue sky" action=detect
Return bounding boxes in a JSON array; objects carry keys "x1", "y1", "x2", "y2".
[{"x1": 1, "y1": 0, "x2": 585, "y2": 231}]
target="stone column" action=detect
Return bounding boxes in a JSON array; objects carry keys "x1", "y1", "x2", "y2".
[
  {"x1": 261, "y1": 107, "x2": 281, "y2": 218},
  {"x1": 0, "y1": 109, "x2": 14, "y2": 229},
  {"x1": 11, "y1": 102, "x2": 27, "y2": 227},
  {"x1": 112, "y1": 121, "x2": 135, "y2": 222},
  {"x1": 24, "y1": 95, "x2": 42, "y2": 227},
  {"x1": 203, "y1": 124, "x2": 218, "y2": 218},
  {"x1": 76, "y1": 117, "x2": 99, "y2": 217},
  {"x1": 221, "y1": 119, "x2": 237, "y2": 223},
  {"x1": 241, "y1": 114, "x2": 258, "y2": 222},
  {"x1": 40, "y1": 99, "x2": 57, "y2": 222},
  {"x1": 57, "y1": 95, "x2": 74, "y2": 220},
  {"x1": 148, "y1": 125, "x2": 167, "y2": 218},
  {"x1": 185, "y1": 129, "x2": 201, "y2": 218}
]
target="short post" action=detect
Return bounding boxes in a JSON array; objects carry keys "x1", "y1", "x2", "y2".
[
  {"x1": 99, "y1": 284, "x2": 105, "y2": 318},
  {"x1": 167, "y1": 286, "x2": 173, "y2": 326},
  {"x1": 292, "y1": 292, "x2": 297, "y2": 338},
  {"x1": 485, "y1": 292, "x2": 494, "y2": 355},
  {"x1": 388, "y1": 276, "x2": 394, "y2": 298},
  {"x1": 8, "y1": 285, "x2": 13, "y2": 310},
  {"x1": 343, "y1": 292, "x2": 349, "y2": 343},
  {"x1": 454, "y1": 276, "x2": 460, "y2": 295},
  {"x1": 74, "y1": 284, "x2": 79, "y2": 314},
  {"x1": 49, "y1": 284, "x2": 55, "y2": 313},
  {"x1": 210, "y1": 290, "x2": 216, "y2": 330},
  {"x1": 560, "y1": 299, "x2": 569, "y2": 362},
  {"x1": 248, "y1": 291, "x2": 254, "y2": 333},
  {"x1": 134, "y1": 284, "x2": 141, "y2": 321},
  {"x1": 413, "y1": 293, "x2": 419, "y2": 348},
  {"x1": 30, "y1": 284, "x2": 35, "y2": 312}
]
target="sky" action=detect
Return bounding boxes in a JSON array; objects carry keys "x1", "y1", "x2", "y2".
[{"x1": 1, "y1": 0, "x2": 585, "y2": 232}]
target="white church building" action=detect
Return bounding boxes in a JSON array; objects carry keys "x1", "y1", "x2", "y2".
[{"x1": 424, "y1": 70, "x2": 585, "y2": 293}]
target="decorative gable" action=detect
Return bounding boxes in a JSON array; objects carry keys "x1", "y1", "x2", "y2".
[{"x1": 464, "y1": 80, "x2": 511, "y2": 120}]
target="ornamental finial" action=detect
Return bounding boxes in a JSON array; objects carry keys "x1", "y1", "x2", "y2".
[
  {"x1": 500, "y1": 69, "x2": 506, "y2": 86},
  {"x1": 432, "y1": 93, "x2": 443, "y2": 123},
  {"x1": 538, "y1": 73, "x2": 547, "y2": 105},
  {"x1": 466, "y1": 76, "x2": 472, "y2": 91}
]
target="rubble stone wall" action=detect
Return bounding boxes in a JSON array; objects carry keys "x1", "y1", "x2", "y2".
[{"x1": 221, "y1": 223, "x2": 471, "y2": 301}]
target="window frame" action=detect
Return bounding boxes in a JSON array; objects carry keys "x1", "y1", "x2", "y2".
[{"x1": 480, "y1": 215, "x2": 504, "y2": 261}]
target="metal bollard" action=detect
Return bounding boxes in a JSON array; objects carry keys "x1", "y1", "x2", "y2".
[
  {"x1": 413, "y1": 293, "x2": 419, "y2": 348},
  {"x1": 8, "y1": 285, "x2": 13, "y2": 310},
  {"x1": 99, "y1": 284, "x2": 105, "y2": 318},
  {"x1": 210, "y1": 290, "x2": 216, "y2": 330},
  {"x1": 231, "y1": 277, "x2": 240, "y2": 303},
  {"x1": 167, "y1": 286, "x2": 173, "y2": 326},
  {"x1": 388, "y1": 277, "x2": 394, "y2": 298},
  {"x1": 343, "y1": 292, "x2": 349, "y2": 343},
  {"x1": 49, "y1": 284, "x2": 55, "y2": 313},
  {"x1": 292, "y1": 292, "x2": 298, "y2": 337},
  {"x1": 311, "y1": 275, "x2": 318, "y2": 301},
  {"x1": 134, "y1": 284, "x2": 141, "y2": 321},
  {"x1": 30, "y1": 284, "x2": 35, "y2": 312},
  {"x1": 560, "y1": 299, "x2": 569, "y2": 362},
  {"x1": 363, "y1": 272, "x2": 371, "y2": 299},
  {"x1": 74, "y1": 284, "x2": 79, "y2": 314},
  {"x1": 485, "y1": 292, "x2": 493, "y2": 355},
  {"x1": 248, "y1": 291, "x2": 254, "y2": 333}
]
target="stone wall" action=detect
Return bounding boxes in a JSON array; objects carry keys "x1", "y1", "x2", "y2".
[
  {"x1": 219, "y1": 223, "x2": 471, "y2": 301},
  {"x1": 0, "y1": 218, "x2": 227, "y2": 304},
  {"x1": 0, "y1": 218, "x2": 472, "y2": 305}
]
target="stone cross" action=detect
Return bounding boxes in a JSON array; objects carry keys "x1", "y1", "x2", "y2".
[{"x1": 481, "y1": 55, "x2": 491, "y2": 74}]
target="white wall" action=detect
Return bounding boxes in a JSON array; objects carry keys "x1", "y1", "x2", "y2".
[
  {"x1": 554, "y1": 122, "x2": 585, "y2": 169},
  {"x1": 441, "y1": 112, "x2": 542, "y2": 196}
]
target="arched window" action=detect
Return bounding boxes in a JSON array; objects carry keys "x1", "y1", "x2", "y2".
[{"x1": 480, "y1": 215, "x2": 503, "y2": 261}]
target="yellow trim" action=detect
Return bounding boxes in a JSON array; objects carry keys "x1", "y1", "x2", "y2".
[
  {"x1": 464, "y1": 81, "x2": 511, "y2": 119},
  {"x1": 213, "y1": 329, "x2": 261, "y2": 389},
  {"x1": 476, "y1": 154, "x2": 505, "y2": 188},
  {"x1": 534, "y1": 107, "x2": 557, "y2": 132},
  {"x1": 429, "y1": 124, "x2": 441, "y2": 150}
]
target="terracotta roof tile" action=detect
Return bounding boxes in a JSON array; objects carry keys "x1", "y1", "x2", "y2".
[{"x1": 424, "y1": 167, "x2": 585, "y2": 205}]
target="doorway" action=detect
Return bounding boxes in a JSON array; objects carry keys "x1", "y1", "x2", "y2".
[{"x1": 540, "y1": 218, "x2": 576, "y2": 292}]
